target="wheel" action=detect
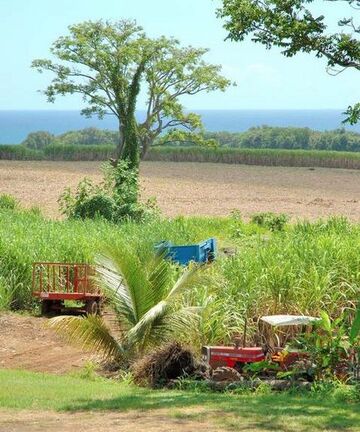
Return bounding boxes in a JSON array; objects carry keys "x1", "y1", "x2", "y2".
[
  {"x1": 85, "y1": 299, "x2": 99, "y2": 315},
  {"x1": 234, "y1": 362, "x2": 245, "y2": 373},
  {"x1": 41, "y1": 300, "x2": 52, "y2": 315}
]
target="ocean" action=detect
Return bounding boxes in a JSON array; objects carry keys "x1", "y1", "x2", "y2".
[{"x1": 0, "y1": 109, "x2": 359, "y2": 144}]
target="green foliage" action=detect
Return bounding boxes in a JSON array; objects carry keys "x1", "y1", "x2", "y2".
[
  {"x1": 49, "y1": 248, "x2": 203, "y2": 360},
  {"x1": 56, "y1": 128, "x2": 118, "y2": 146},
  {"x1": 350, "y1": 304, "x2": 360, "y2": 344},
  {"x1": 251, "y1": 212, "x2": 288, "y2": 232},
  {"x1": 32, "y1": 20, "x2": 160, "y2": 166},
  {"x1": 1, "y1": 206, "x2": 360, "y2": 356},
  {"x1": 43, "y1": 144, "x2": 115, "y2": 161},
  {"x1": 139, "y1": 42, "x2": 231, "y2": 156},
  {"x1": 243, "y1": 360, "x2": 279, "y2": 377},
  {"x1": 155, "y1": 130, "x2": 218, "y2": 148},
  {"x1": 289, "y1": 312, "x2": 354, "y2": 380},
  {"x1": 32, "y1": 19, "x2": 231, "y2": 165},
  {"x1": 70, "y1": 361, "x2": 102, "y2": 381},
  {"x1": 218, "y1": 0, "x2": 360, "y2": 124},
  {"x1": 20, "y1": 127, "x2": 118, "y2": 149},
  {"x1": 73, "y1": 194, "x2": 116, "y2": 221},
  {"x1": 0, "y1": 145, "x2": 43, "y2": 160},
  {"x1": 21, "y1": 131, "x2": 55, "y2": 149},
  {"x1": 205, "y1": 126, "x2": 360, "y2": 152},
  {"x1": 145, "y1": 146, "x2": 360, "y2": 169},
  {"x1": 58, "y1": 161, "x2": 157, "y2": 223},
  {"x1": 0, "y1": 194, "x2": 18, "y2": 210}
]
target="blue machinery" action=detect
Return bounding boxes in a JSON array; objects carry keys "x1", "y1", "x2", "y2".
[{"x1": 155, "y1": 238, "x2": 217, "y2": 265}]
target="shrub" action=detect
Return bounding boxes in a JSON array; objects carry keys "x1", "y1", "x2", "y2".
[
  {"x1": 73, "y1": 194, "x2": 116, "y2": 220},
  {"x1": 251, "y1": 212, "x2": 289, "y2": 231},
  {"x1": 58, "y1": 161, "x2": 158, "y2": 223}
]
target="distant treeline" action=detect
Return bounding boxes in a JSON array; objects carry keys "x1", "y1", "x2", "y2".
[
  {"x1": 20, "y1": 128, "x2": 118, "y2": 149},
  {"x1": 14, "y1": 125, "x2": 360, "y2": 153},
  {"x1": 203, "y1": 126, "x2": 360, "y2": 152},
  {"x1": 2, "y1": 144, "x2": 360, "y2": 170}
]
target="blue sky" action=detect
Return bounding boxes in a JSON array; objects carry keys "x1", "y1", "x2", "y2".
[{"x1": 0, "y1": 0, "x2": 357, "y2": 110}]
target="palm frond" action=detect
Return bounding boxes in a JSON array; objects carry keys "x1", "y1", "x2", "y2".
[
  {"x1": 48, "y1": 315, "x2": 124, "y2": 360},
  {"x1": 126, "y1": 300, "x2": 168, "y2": 350},
  {"x1": 96, "y1": 246, "x2": 149, "y2": 324},
  {"x1": 166, "y1": 265, "x2": 201, "y2": 300},
  {"x1": 146, "y1": 252, "x2": 173, "y2": 311},
  {"x1": 96, "y1": 253, "x2": 137, "y2": 326},
  {"x1": 143, "y1": 305, "x2": 202, "y2": 347}
]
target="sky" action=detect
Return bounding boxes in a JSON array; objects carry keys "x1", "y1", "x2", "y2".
[{"x1": 0, "y1": 0, "x2": 358, "y2": 111}]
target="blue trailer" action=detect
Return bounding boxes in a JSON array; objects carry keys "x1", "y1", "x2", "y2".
[{"x1": 155, "y1": 238, "x2": 217, "y2": 265}]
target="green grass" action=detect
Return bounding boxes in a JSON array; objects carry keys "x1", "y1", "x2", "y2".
[
  {"x1": 146, "y1": 146, "x2": 360, "y2": 169},
  {"x1": 3, "y1": 144, "x2": 360, "y2": 169},
  {"x1": 1, "y1": 208, "x2": 359, "y2": 346},
  {"x1": 0, "y1": 369, "x2": 359, "y2": 431}
]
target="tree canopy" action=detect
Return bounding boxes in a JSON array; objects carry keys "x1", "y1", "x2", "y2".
[
  {"x1": 139, "y1": 41, "x2": 231, "y2": 156},
  {"x1": 218, "y1": 0, "x2": 360, "y2": 123},
  {"x1": 32, "y1": 19, "x2": 231, "y2": 167}
]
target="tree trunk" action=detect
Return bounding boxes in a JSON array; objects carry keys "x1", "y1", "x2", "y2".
[
  {"x1": 122, "y1": 114, "x2": 140, "y2": 169},
  {"x1": 115, "y1": 122, "x2": 125, "y2": 160},
  {"x1": 140, "y1": 136, "x2": 153, "y2": 160}
]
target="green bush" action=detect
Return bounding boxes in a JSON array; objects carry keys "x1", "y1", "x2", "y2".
[
  {"x1": 251, "y1": 212, "x2": 289, "y2": 231},
  {"x1": 73, "y1": 194, "x2": 116, "y2": 220},
  {"x1": 59, "y1": 161, "x2": 158, "y2": 223}
]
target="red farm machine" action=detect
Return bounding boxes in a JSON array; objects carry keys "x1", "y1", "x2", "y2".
[
  {"x1": 32, "y1": 262, "x2": 103, "y2": 315},
  {"x1": 202, "y1": 315, "x2": 319, "y2": 371}
]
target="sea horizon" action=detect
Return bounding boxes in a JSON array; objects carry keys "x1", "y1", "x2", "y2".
[{"x1": 1, "y1": 109, "x2": 359, "y2": 144}]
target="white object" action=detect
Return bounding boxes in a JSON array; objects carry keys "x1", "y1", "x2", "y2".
[{"x1": 260, "y1": 315, "x2": 319, "y2": 327}]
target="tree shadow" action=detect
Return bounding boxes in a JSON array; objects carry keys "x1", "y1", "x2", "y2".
[{"x1": 61, "y1": 389, "x2": 360, "y2": 431}]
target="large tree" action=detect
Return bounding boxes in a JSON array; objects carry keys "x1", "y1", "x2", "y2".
[
  {"x1": 139, "y1": 41, "x2": 231, "y2": 157},
  {"x1": 33, "y1": 20, "x2": 159, "y2": 168},
  {"x1": 33, "y1": 20, "x2": 231, "y2": 166},
  {"x1": 218, "y1": 0, "x2": 360, "y2": 123}
]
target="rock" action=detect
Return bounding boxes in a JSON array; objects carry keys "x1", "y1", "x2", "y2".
[{"x1": 212, "y1": 366, "x2": 242, "y2": 383}]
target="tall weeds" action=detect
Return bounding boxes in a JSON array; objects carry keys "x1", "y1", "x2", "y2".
[{"x1": 0, "y1": 207, "x2": 358, "y2": 349}]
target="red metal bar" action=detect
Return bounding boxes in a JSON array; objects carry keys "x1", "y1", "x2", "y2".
[
  {"x1": 39, "y1": 266, "x2": 43, "y2": 293},
  {"x1": 66, "y1": 265, "x2": 70, "y2": 293},
  {"x1": 32, "y1": 262, "x2": 102, "y2": 300}
]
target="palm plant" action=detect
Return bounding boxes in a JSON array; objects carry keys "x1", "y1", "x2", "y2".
[{"x1": 49, "y1": 246, "x2": 202, "y2": 362}]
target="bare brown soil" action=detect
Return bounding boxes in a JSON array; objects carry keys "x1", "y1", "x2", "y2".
[
  {"x1": 0, "y1": 408, "x2": 222, "y2": 432},
  {"x1": 0, "y1": 313, "x2": 94, "y2": 374},
  {"x1": 0, "y1": 161, "x2": 359, "y2": 220}
]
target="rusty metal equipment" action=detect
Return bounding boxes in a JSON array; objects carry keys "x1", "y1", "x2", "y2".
[
  {"x1": 32, "y1": 262, "x2": 103, "y2": 315},
  {"x1": 202, "y1": 345, "x2": 265, "y2": 370},
  {"x1": 201, "y1": 315, "x2": 321, "y2": 371}
]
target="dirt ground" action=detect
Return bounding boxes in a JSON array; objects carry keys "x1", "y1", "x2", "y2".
[
  {"x1": 0, "y1": 408, "x2": 222, "y2": 432},
  {"x1": 0, "y1": 160, "x2": 359, "y2": 220},
  {"x1": 0, "y1": 313, "x2": 94, "y2": 374},
  {"x1": 0, "y1": 314, "x2": 225, "y2": 432}
]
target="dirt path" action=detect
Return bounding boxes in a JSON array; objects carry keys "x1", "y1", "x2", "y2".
[
  {"x1": 0, "y1": 313, "x2": 94, "y2": 374},
  {"x1": 0, "y1": 409, "x2": 222, "y2": 432},
  {"x1": 0, "y1": 161, "x2": 359, "y2": 220}
]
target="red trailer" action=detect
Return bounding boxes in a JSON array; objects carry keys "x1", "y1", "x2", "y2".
[
  {"x1": 202, "y1": 346, "x2": 265, "y2": 370},
  {"x1": 32, "y1": 262, "x2": 103, "y2": 315}
]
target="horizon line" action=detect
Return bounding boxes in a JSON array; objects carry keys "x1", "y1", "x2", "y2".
[{"x1": 0, "y1": 108, "x2": 347, "y2": 112}]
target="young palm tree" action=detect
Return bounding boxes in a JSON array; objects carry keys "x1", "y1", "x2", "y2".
[{"x1": 49, "y1": 246, "x2": 202, "y2": 362}]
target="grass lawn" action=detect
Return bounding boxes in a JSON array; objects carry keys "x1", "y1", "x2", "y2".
[{"x1": 0, "y1": 369, "x2": 359, "y2": 431}]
